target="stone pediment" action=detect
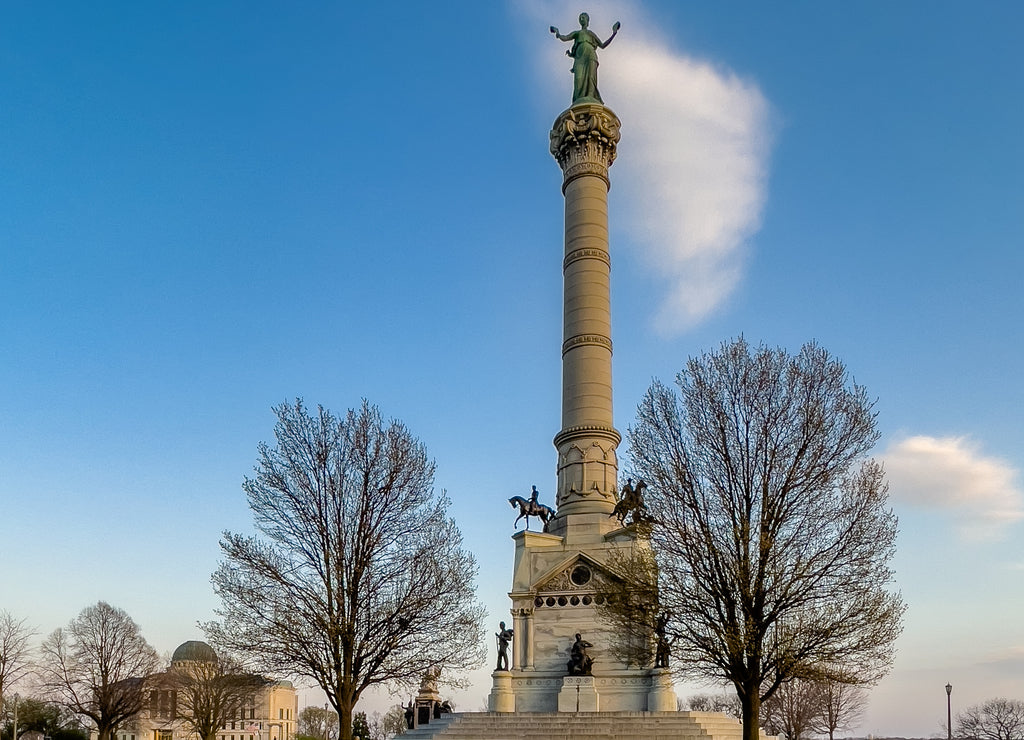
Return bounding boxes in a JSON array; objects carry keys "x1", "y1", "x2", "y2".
[{"x1": 532, "y1": 552, "x2": 621, "y2": 594}]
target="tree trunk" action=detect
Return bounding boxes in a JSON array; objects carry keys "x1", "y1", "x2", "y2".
[
  {"x1": 741, "y1": 686, "x2": 761, "y2": 740},
  {"x1": 337, "y1": 702, "x2": 354, "y2": 740}
]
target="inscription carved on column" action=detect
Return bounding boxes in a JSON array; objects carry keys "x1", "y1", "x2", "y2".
[
  {"x1": 561, "y1": 334, "x2": 613, "y2": 356},
  {"x1": 564, "y1": 248, "x2": 611, "y2": 270}
]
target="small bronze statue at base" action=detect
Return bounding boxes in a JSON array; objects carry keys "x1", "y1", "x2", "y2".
[{"x1": 567, "y1": 633, "x2": 594, "y2": 676}]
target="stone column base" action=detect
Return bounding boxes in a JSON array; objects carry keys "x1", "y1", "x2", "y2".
[
  {"x1": 558, "y1": 676, "x2": 599, "y2": 712},
  {"x1": 647, "y1": 668, "x2": 676, "y2": 711},
  {"x1": 488, "y1": 671, "x2": 515, "y2": 712}
]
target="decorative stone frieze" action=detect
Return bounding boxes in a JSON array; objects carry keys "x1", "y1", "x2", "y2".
[
  {"x1": 595, "y1": 676, "x2": 653, "y2": 687},
  {"x1": 550, "y1": 104, "x2": 621, "y2": 191},
  {"x1": 553, "y1": 425, "x2": 622, "y2": 447},
  {"x1": 554, "y1": 436, "x2": 619, "y2": 505}
]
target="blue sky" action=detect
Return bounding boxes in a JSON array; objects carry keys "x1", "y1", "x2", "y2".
[{"x1": 2, "y1": 2, "x2": 1022, "y2": 735}]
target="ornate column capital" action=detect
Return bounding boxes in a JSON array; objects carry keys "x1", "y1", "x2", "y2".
[{"x1": 549, "y1": 104, "x2": 621, "y2": 191}]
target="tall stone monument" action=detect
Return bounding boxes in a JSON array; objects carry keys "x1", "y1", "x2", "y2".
[{"x1": 488, "y1": 15, "x2": 675, "y2": 715}]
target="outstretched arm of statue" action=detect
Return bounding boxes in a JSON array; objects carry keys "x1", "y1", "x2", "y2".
[
  {"x1": 599, "y1": 21, "x2": 621, "y2": 48},
  {"x1": 550, "y1": 26, "x2": 573, "y2": 42}
]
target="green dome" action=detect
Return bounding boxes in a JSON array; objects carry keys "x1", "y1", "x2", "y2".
[{"x1": 171, "y1": 640, "x2": 217, "y2": 664}]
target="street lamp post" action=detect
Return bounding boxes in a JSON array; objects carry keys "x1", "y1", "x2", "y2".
[
  {"x1": 12, "y1": 693, "x2": 20, "y2": 740},
  {"x1": 946, "y1": 683, "x2": 953, "y2": 740}
]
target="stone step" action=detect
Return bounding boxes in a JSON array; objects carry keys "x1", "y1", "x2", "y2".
[
  {"x1": 403, "y1": 711, "x2": 771, "y2": 740},
  {"x1": 400, "y1": 715, "x2": 456, "y2": 740}
]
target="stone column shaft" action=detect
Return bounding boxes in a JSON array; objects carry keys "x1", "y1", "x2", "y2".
[
  {"x1": 562, "y1": 178, "x2": 613, "y2": 429},
  {"x1": 549, "y1": 104, "x2": 622, "y2": 516},
  {"x1": 511, "y1": 611, "x2": 524, "y2": 671},
  {"x1": 524, "y1": 609, "x2": 535, "y2": 669}
]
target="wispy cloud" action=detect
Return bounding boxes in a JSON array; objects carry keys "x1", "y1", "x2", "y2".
[
  {"x1": 975, "y1": 646, "x2": 1024, "y2": 675},
  {"x1": 883, "y1": 435, "x2": 1024, "y2": 541},
  {"x1": 512, "y1": 1, "x2": 773, "y2": 334}
]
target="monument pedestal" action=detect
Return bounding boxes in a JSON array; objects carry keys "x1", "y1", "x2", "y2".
[
  {"x1": 558, "y1": 676, "x2": 599, "y2": 712},
  {"x1": 412, "y1": 670, "x2": 442, "y2": 728},
  {"x1": 646, "y1": 668, "x2": 677, "y2": 711},
  {"x1": 488, "y1": 671, "x2": 515, "y2": 712}
]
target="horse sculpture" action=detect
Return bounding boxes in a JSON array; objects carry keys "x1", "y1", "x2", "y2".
[
  {"x1": 508, "y1": 495, "x2": 556, "y2": 531},
  {"x1": 610, "y1": 478, "x2": 649, "y2": 526}
]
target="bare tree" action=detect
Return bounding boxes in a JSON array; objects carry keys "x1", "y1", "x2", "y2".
[
  {"x1": 0, "y1": 611, "x2": 36, "y2": 716},
  {"x1": 811, "y1": 678, "x2": 867, "y2": 740},
  {"x1": 683, "y1": 692, "x2": 741, "y2": 717},
  {"x1": 377, "y1": 705, "x2": 406, "y2": 739},
  {"x1": 37, "y1": 602, "x2": 161, "y2": 740},
  {"x1": 593, "y1": 545, "x2": 661, "y2": 670},
  {"x1": 361, "y1": 709, "x2": 404, "y2": 740},
  {"x1": 298, "y1": 706, "x2": 339, "y2": 740},
  {"x1": 956, "y1": 698, "x2": 1024, "y2": 740},
  {"x1": 165, "y1": 654, "x2": 268, "y2": 740},
  {"x1": 619, "y1": 338, "x2": 905, "y2": 740},
  {"x1": 204, "y1": 400, "x2": 485, "y2": 740},
  {"x1": 761, "y1": 679, "x2": 822, "y2": 740}
]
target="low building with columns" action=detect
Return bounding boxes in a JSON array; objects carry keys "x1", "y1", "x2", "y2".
[{"x1": 112, "y1": 641, "x2": 297, "y2": 740}]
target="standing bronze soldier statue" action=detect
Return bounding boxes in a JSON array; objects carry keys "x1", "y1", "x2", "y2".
[
  {"x1": 495, "y1": 621, "x2": 514, "y2": 671},
  {"x1": 551, "y1": 13, "x2": 621, "y2": 105},
  {"x1": 654, "y1": 614, "x2": 671, "y2": 668}
]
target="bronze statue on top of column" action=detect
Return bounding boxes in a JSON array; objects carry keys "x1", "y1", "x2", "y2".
[{"x1": 550, "y1": 13, "x2": 620, "y2": 105}]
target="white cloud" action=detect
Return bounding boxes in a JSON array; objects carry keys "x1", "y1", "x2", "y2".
[
  {"x1": 512, "y1": 1, "x2": 773, "y2": 334},
  {"x1": 883, "y1": 435, "x2": 1024, "y2": 542}
]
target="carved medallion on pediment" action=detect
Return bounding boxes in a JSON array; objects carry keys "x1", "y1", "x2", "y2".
[{"x1": 535, "y1": 557, "x2": 617, "y2": 594}]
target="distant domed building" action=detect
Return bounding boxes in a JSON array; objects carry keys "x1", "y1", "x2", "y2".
[
  {"x1": 171, "y1": 640, "x2": 219, "y2": 665},
  {"x1": 113, "y1": 640, "x2": 297, "y2": 740}
]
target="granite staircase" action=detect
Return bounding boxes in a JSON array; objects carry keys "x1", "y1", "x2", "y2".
[{"x1": 401, "y1": 711, "x2": 766, "y2": 740}]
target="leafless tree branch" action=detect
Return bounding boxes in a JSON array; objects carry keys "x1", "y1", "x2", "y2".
[
  {"x1": 613, "y1": 339, "x2": 904, "y2": 740},
  {"x1": 956, "y1": 698, "x2": 1024, "y2": 740},
  {"x1": 204, "y1": 400, "x2": 485, "y2": 740},
  {"x1": 0, "y1": 611, "x2": 36, "y2": 716},
  {"x1": 164, "y1": 653, "x2": 269, "y2": 740},
  {"x1": 37, "y1": 602, "x2": 161, "y2": 740}
]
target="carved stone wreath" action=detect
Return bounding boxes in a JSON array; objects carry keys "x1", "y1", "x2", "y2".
[{"x1": 536, "y1": 558, "x2": 613, "y2": 594}]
